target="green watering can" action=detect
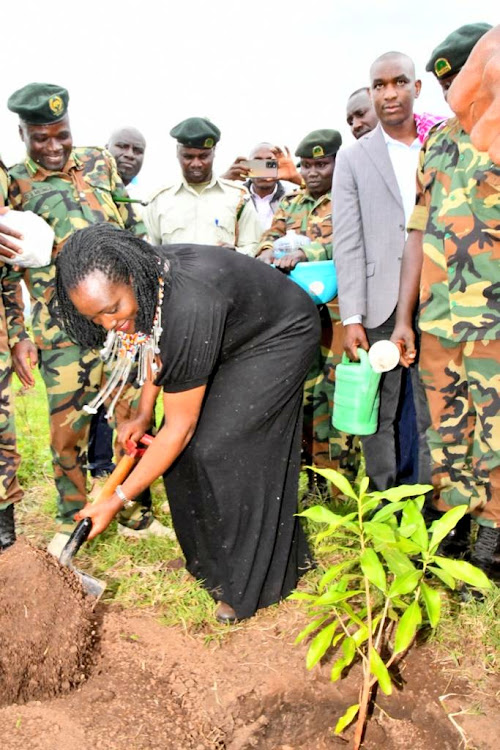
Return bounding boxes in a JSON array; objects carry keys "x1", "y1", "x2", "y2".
[{"x1": 332, "y1": 348, "x2": 381, "y2": 435}]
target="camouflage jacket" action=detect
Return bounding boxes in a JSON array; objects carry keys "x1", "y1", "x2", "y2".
[
  {"x1": 4, "y1": 147, "x2": 143, "y2": 349},
  {"x1": 257, "y1": 190, "x2": 332, "y2": 262},
  {"x1": 408, "y1": 118, "x2": 500, "y2": 342}
]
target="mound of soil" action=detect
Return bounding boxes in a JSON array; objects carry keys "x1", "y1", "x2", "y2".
[
  {"x1": 1, "y1": 601, "x2": 495, "y2": 750},
  {"x1": 0, "y1": 540, "x2": 98, "y2": 707}
]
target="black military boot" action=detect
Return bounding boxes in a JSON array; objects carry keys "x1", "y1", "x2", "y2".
[
  {"x1": 470, "y1": 526, "x2": 500, "y2": 584},
  {"x1": 0, "y1": 504, "x2": 16, "y2": 551}
]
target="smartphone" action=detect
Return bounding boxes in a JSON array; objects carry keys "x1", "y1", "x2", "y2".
[{"x1": 241, "y1": 159, "x2": 278, "y2": 178}]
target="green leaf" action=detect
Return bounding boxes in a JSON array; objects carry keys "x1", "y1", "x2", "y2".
[
  {"x1": 294, "y1": 616, "x2": 329, "y2": 645},
  {"x1": 334, "y1": 703, "x2": 360, "y2": 734},
  {"x1": 358, "y1": 476, "x2": 370, "y2": 497},
  {"x1": 420, "y1": 582, "x2": 441, "y2": 628},
  {"x1": 360, "y1": 497, "x2": 381, "y2": 516},
  {"x1": 330, "y1": 637, "x2": 357, "y2": 681},
  {"x1": 432, "y1": 557, "x2": 493, "y2": 589},
  {"x1": 287, "y1": 591, "x2": 316, "y2": 601},
  {"x1": 388, "y1": 569, "x2": 421, "y2": 597},
  {"x1": 296, "y1": 506, "x2": 345, "y2": 525},
  {"x1": 394, "y1": 600, "x2": 422, "y2": 655},
  {"x1": 364, "y1": 521, "x2": 397, "y2": 544},
  {"x1": 370, "y1": 648, "x2": 393, "y2": 695},
  {"x1": 306, "y1": 621, "x2": 337, "y2": 670},
  {"x1": 371, "y1": 500, "x2": 407, "y2": 522},
  {"x1": 380, "y1": 548, "x2": 416, "y2": 577},
  {"x1": 396, "y1": 537, "x2": 423, "y2": 555},
  {"x1": 428, "y1": 506, "x2": 468, "y2": 553},
  {"x1": 401, "y1": 500, "x2": 428, "y2": 550},
  {"x1": 428, "y1": 564, "x2": 456, "y2": 590},
  {"x1": 352, "y1": 625, "x2": 369, "y2": 647},
  {"x1": 306, "y1": 466, "x2": 357, "y2": 499},
  {"x1": 315, "y1": 589, "x2": 364, "y2": 606},
  {"x1": 318, "y1": 561, "x2": 354, "y2": 592},
  {"x1": 360, "y1": 548, "x2": 387, "y2": 592},
  {"x1": 342, "y1": 636, "x2": 356, "y2": 664},
  {"x1": 371, "y1": 484, "x2": 432, "y2": 503},
  {"x1": 332, "y1": 631, "x2": 345, "y2": 647},
  {"x1": 315, "y1": 513, "x2": 358, "y2": 541}
]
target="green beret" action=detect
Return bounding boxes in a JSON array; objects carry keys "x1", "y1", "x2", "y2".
[
  {"x1": 170, "y1": 117, "x2": 221, "y2": 148},
  {"x1": 295, "y1": 129, "x2": 342, "y2": 159},
  {"x1": 426, "y1": 23, "x2": 492, "y2": 79},
  {"x1": 8, "y1": 82, "x2": 69, "y2": 124}
]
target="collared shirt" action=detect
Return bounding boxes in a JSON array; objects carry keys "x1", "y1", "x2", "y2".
[
  {"x1": 382, "y1": 129, "x2": 421, "y2": 228},
  {"x1": 4, "y1": 147, "x2": 141, "y2": 348},
  {"x1": 257, "y1": 189, "x2": 332, "y2": 262},
  {"x1": 250, "y1": 183, "x2": 278, "y2": 231},
  {"x1": 144, "y1": 174, "x2": 262, "y2": 256},
  {"x1": 408, "y1": 118, "x2": 500, "y2": 342}
]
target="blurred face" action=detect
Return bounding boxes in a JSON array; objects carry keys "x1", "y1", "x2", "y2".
[
  {"x1": 107, "y1": 128, "x2": 146, "y2": 185},
  {"x1": 177, "y1": 145, "x2": 214, "y2": 183},
  {"x1": 370, "y1": 56, "x2": 421, "y2": 129},
  {"x1": 300, "y1": 156, "x2": 335, "y2": 198},
  {"x1": 250, "y1": 145, "x2": 278, "y2": 193},
  {"x1": 438, "y1": 72, "x2": 458, "y2": 102},
  {"x1": 69, "y1": 271, "x2": 138, "y2": 335},
  {"x1": 346, "y1": 90, "x2": 378, "y2": 139},
  {"x1": 20, "y1": 115, "x2": 73, "y2": 171}
]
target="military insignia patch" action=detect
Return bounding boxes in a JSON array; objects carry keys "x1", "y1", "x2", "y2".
[
  {"x1": 48, "y1": 95, "x2": 64, "y2": 115},
  {"x1": 434, "y1": 57, "x2": 452, "y2": 78},
  {"x1": 204, "y1": 137, "x2": 214, "y2": 148},
  {"x1": 312, "y1": 145, "x2": 324, "y2": 158}
]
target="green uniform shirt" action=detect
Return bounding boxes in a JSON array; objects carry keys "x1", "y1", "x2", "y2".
[
  {"x1": 4, "y1": 147, "x2": 143, "y2": 349},
  {"x1": 257, "y1": 190, "x2": 332, "y2": 262},
  {"x1": 408, "y1": 118, "x2": 500, "y2": 341}
]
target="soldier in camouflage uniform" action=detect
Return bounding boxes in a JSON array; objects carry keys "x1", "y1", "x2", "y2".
[
  {"x1": 2, "y1": 83, "x2": 168, "y2": 538},
  {"x1": 392, "y1": 115, "x2": 500, "y2": 580},
  {"x1": 392, "y1": 26, "x2": 500, "y2": 580},
  {"x1": 257, "y1": 130, "x2": 359, "y2": 482},
  {"x1": 0, "y1": 159, "x2": 23, "y2": 549}
]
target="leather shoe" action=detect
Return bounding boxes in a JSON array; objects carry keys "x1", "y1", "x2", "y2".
[{"x1": 215, "y1": 601, "x2": 237, "y2": 624}]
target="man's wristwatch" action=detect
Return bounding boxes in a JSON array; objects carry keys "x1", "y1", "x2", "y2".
[{"x1": 115, "y1": 484, "x2": 135, "y2": 510}]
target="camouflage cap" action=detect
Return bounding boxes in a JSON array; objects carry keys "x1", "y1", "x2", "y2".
[
  {"x1": 7, "y1": 83, "x2": 69, "y2": 124},
  {"x1": 426, "y1": 23, "x2": 493, "y2": 79},
  {"x1": 295, "y1": 129, "x2": 342, "y2": 159},
  {"x1": 170, "y1": 117, "x2": 221, "y2": 148}
]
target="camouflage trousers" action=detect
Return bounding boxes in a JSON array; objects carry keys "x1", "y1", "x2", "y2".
[
  {"x1": 38, "y1": 344, "x2": 147, "y2": 524},
  {"x1": 303, "y1": 300, "x2": 360, "y2": 481},
  {"x1": 419, "y1": 333, "x2": 500, "y2": 528},
  {"x1": 0, "y1": 299, "x2": 22, "y2": 511}
]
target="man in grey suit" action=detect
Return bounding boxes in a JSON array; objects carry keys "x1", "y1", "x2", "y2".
[{"x1": 333, "y1": 51, "x2": 431, "y2": 491}]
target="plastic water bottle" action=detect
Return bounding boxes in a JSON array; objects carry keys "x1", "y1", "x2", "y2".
[{"x1": 273, "y1": 230, "x2": 311, "y2": 258}]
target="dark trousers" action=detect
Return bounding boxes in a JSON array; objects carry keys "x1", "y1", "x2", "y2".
[
  {"x1": 362, "y1": 312, "x2": 432, "y2": 491},
  {"x1": 87, "y1": 406, "x2": 115, "y2": 477}
]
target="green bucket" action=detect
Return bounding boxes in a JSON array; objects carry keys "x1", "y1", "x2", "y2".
[{"x1": 332, "y1": 349, "x2": 381, "y2": 435}]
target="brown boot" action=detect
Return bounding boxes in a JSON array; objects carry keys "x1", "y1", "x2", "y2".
[{"x1": 215, "y1": 601, "x2": 237, "y2": 624}]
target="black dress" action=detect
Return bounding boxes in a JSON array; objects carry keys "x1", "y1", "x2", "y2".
[{"x1": 155, "y1": 245, "x2": 320, "y2": 619}]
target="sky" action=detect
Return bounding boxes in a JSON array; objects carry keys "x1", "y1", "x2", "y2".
[{"x1": 1, "y1": 1, "x2": 498, "y2": 195}]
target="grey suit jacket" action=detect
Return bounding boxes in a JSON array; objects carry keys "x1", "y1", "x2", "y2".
[{"x1": 332, "y1": 124, "x2": 407, "y2": 329}]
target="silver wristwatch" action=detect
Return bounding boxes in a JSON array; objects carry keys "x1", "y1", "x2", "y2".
[{"x1": 115, "y1": 484, "x2": 135, "y2": 510}]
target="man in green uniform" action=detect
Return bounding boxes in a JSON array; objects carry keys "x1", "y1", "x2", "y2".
[
  {"x1": 0, "y1": 160, "x2": 23, "y2": 549},
  {"x1": 425, "y1": 22, "x2": 492, "y2": 101},
  {"x1": 392, "y1": 26, "x2": 500, "y2": 580},
  {"x1": 144, "y1": 117, "x2": 262, "y2": 255},
  {"x1": 1, "y1": 83, "x2": 168, "y2": 542},
  {"x1": 257, "y1": 129, "x2": 359, "y2": 482}
]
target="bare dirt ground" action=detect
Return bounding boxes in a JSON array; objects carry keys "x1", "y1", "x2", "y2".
[{"x1": 0, "y1": 538, "x2": 498, "y2": 750}]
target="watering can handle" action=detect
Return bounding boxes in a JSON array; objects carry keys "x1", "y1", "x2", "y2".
[{"x1": 341, "y1": 347, "x2": 370, "y2": 365}]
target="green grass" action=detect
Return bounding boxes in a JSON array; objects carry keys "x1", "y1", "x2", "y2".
[{"x1": 11, "y1": 369, "x2": 500, "y2": 670}]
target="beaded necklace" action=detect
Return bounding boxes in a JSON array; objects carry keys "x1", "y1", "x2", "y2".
[{"x1": 84, "y1": 277, "x2": 164, "y2": 419}]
